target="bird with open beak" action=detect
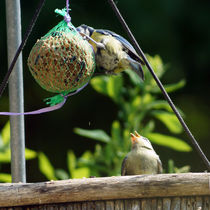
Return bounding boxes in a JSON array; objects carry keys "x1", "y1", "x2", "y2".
[{"x1": 121, "y1": 131, "x2": 162, "y2": 175}]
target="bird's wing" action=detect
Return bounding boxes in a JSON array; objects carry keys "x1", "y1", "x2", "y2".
[
  {"x1": 157, "y1": 157, "x2": 163, "y2": 174},
  {"x1": 95, "y1": 29, "x2": 145, "y2": 65},
  {"x1": 121, "y1": 156, "x2": 128, "y2": 176}
]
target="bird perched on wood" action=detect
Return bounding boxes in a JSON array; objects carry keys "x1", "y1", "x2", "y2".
[
  {"x1": 76, "y1": 24, "x2": 145, "y2": 80},
  {"x1": 121, "y1": 131, "x2": 162, "y2": 175}
]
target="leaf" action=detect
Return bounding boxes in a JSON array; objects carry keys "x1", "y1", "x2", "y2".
[
  {"x1": 74, "y1": 128, "x2": 111, "y2": 143},
  {"x1": 147, "y1": 100, "x2": 173, "y2": 112},
  {"x1": 1, "y1": 121, "x2": 10, "y2": 145},
  {"x1": 168, "y1": 159, "x2": 175, "y2": 173},
  {"x1": 145, "y1": 54, "x2": 165, "y2": 79},
  {"x1": 79, "y1": 150, "x2": 93, "y2": 162},
  {"x1": 0, "y1": 148, "x2": 36, "y2": 163},
  {"x1": 152, "y1": 110, "x2": 183, "y2": 134},
  {"x1": 164, "y1": 80, "x2": 186, "y2": 93},
  {"x1": 141, "y1": 120, "x2": 155, "y2": 134},
  {"x1": 72, "y1": 167, "x2": 90, "y2": 179},
  {"x1": 55, "y1": 169, "x2": 69, "y2": 180},
  {"x1": 111, "y1": 121, "x2": 121, "y2": 144},
  {"x1": 131, "y1": 96, "x2": 141, "y2": 110},
  {"x1": 167, "y1": 159, "x2": 190, "y2": 173},
  {"x1": 151, "y1": 80, "x2": 186, "y2": 94},
  {"x1": 124, "y1": 69, "x2": 142, "y2": 86},
  {"x1": 38, "y1": 152, "x2": 57, "y2": 181},
  {"x1": 0, "y1": 149, "x2": 11, "y2": 163},
  {"x1": 0, "y1": 173, "x2": 11, "y2": 183},
  {"x1": 107, "y1": 76, "x2": 123, "y2": 102},
  {"x1": 146, "y1": 133, "x2": 192, "y2": 152},
  {"x1": 142, "y1": 93, "x2": 154, "y2": 105},
  {"x1": 25, "y1": 148, "x2": 37, "y2": 160},
  {"x1": 174, "y1": 165, "x2": 190, "y2": 173},
  {"x1": 67, "y1": 150, "x2": 90, "y2": 179},
  {"x1": 90, "y1": 76, "x2": 108, "y2": 95},
  {"x1": 150, "y1": 55, "x2": 165, "y2": 77},
  {"x1": 0, "y1": 135, "x2": 4, "y2": 150},
  {"x1": 67, "y1": 150, "x2": 76, "y2": 176},
  {"x1": 78, "y1": 151, "x2": 93, "y2": 166}
]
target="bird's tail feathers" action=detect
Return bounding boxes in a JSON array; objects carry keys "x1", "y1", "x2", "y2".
[{"x1": 127, "y1": 57, "x2": 145, "y2": 81}]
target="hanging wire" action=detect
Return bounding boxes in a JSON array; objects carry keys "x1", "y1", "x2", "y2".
[
  {"x1": 0, "y1": 0, "x2": 46, "y2": 98},
  {"x1": 107, "y1": 0, "x2": 210, "y2": 171}
]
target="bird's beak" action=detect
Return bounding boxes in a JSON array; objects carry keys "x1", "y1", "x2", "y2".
[
  {"x1": 130, "y1": 133, "x2": 138, "y2": 144},
  {"x1": 134, "y1": 131, "x2": 141, "y2": 138}
]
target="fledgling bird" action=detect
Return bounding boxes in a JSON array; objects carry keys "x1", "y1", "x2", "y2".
[
  {"x1": 121, "y1": 131, "x2": 162, "y2": 176},
  {"x1": 76, "y1": 24, "x2": 145, "y2": 80}
]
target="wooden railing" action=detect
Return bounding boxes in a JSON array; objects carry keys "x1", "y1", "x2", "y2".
[{"x1": 0, "y1": 173, "x2": 209, "y2": 209}]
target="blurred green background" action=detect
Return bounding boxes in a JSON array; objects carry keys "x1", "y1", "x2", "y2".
[{"x1": 0, "y1": 0, "x2": 209, "y2": 182}]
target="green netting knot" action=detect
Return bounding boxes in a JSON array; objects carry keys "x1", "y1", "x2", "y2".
[
  {"x1": 44, "y1": 93, "x2": 68, "y2": 106},
  {"x1": 55, "y1": 8, "x2": 71, "y2": 17}
]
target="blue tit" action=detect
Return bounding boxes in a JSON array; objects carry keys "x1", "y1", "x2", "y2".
[
  {"x1": 121, "y1": 131, "x2": 162, "y2": 175},
  {"x1": 76, "y1": 24, "x2": 145, "y2": 80}
]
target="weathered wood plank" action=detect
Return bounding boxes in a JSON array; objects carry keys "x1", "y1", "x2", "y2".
[
  {"x1": 105, "y1": 201, "x2": 115, "y2": 210},
  {"x1": 86, "y1": 201, "x2": 95, "y2": 210},
  {"x1": 0, "y1": 173, "x2": 209, "y2": 207},
  {"x1": 180, "y1": 197, "x2": 187, "y2": 210},
  {"x1": 73, "y1": 203, "x2": 81, "y2": 210},
  {"x1": 157, "y1": 198, "x2": 162, "y2": 210},
  {"x1": 65, "y1": 204, "x2": 73, "y2": 210},
  {"x1": 58, "y1": 206, "x2": 67, "y2": 210},
  {"x1": 203, "y1": 196, "x2": 210, "y2": 210},
  {"x1": 131, "y1": 199, "x2": 140, "y2": 210},
  {"x1": 171, "y1": 197, "x2": 181, "y2": 210},
  {"x1": 124, "y1": 199, "x2": 132, "y2": 209},
  {"x1": 115, "y1": 200, "x2": 124, "y2": 210},
  {"x1": 141, "y1": 199, "x2": 152, "y2": 210},
  {"x1": 95, "y1": 201, "x2": 105, "y2": 210},
  {"x1": 151, "y1": 198, "x2": 157, "y2": 210},
  {"x1": 0, "y1": 197, "x2": 210, "y2": 209},
  {"x1": 195, "y1": 196, "x2": 203, "y2": 210},
  {"x1": 163, "y1": 198, "x2": 171, "y2": 210}
]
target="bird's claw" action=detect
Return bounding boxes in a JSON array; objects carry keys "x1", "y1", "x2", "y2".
[{"x1": 79, "y1": 32, "x2": 106, "y2": 49}]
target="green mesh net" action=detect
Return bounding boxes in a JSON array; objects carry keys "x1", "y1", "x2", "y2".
[{"x1": 27, "y1": 11, "x2": 95, "y2": 96}]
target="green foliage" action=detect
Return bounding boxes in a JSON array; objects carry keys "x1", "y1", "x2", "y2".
[
  {"x1": 37, "y1": 55, "x2": 191, "y2": 180},
  {"x1": 74, "y1": 128, "x2": 111, "y2": 143},
  {"x1": 0, "y1": 122, "x2": 37, "y2": 183},
  {"x1": 38, "y1": 150, "x2": 91, "y2": 180},
  {"x1": 38, "y1": 152, "x2": 57, "y2": 180},
  {"x1": 0, "y1": 173, "x2": 12, "y2": 183},
  {"x1": 72, "y1": 54, "x2": 191, "y2": 177},
  {"x1": 146, "y1": 133, "x2": 192, "y2": 152},
  {"x1": 67, "y1": 151, "x2": 90, "y2": 178},
  {"x1": 167, "y1": 159, "x2": 190, "y2": 173}
]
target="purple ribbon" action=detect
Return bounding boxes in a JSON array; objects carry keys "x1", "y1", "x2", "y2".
[
  {"x1": 0, "y1": 99, "x2": 66, "y2": 116},
  {"x1": 0, "y1": 82, "x2": 89, "y2": 116},
  {"x1": 64, "y1": 0, "x2": 71, "y2": 28}
]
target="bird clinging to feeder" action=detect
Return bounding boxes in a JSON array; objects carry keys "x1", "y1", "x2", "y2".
[
  {"x1": 76, "y1": 24, "x2": 145, "y2": 80},
  {"x1": 121, "y1": 131, "x2": 162, "y2": 176}
]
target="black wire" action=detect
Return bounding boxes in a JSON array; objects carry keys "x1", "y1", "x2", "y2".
[
  {"x1": 0, "y1": 0, "x2": 46, "y2": 98},
  {"x1": 107, "y1": 0, "x2": 210, "y2": 171}
]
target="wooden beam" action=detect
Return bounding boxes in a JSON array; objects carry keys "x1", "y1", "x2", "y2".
[{"x1": 0, "y1": 173, "x2": 209, "y2": 207}]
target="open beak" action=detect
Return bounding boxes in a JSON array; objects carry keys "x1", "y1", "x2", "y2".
[
  {"x1": 130, "y1": 133, "x2": 138, "y2": 144},
  {"x1": 130, "y1": 131, "x2": 141, "y2": 144}
]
